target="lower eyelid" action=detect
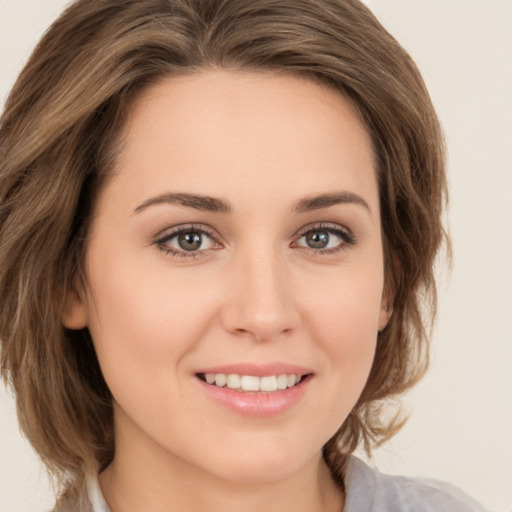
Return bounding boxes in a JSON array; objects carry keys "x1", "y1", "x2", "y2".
[
  {"x1": 153, "y1": 225, "x2": 221, "y2": 257},
  {"x1": 157, "y1": 240, "x2": 215, "y2": 260},
  {"x1": 162, "y1": 247, "x2": 208, "y2": 259}
]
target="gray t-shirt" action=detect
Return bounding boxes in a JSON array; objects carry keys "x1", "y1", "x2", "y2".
[
  {"x1": 343, "y1": 457, "x2": 488, "y2": 511},
  {"x1": 85, "y1": 456, "x2": 489, "y2": 512}
]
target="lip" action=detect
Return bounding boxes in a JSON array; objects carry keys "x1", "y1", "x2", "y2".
[
  {"x1": 195, "y1": 362, "x2": 313, "y2": 377},
  {"x1": 194, "y1": 362, "x2": 313, "y2": 418}
]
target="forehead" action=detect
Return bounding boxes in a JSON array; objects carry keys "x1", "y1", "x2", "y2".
[{"x1": 104, "y1": 70, "x2": 378, "y2": 216}]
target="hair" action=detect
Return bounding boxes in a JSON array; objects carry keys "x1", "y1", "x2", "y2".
[{"x1": 0, "y1": 0, "x2": 447, "y2": 504}]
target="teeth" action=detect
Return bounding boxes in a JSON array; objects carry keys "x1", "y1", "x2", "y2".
[
  {"x1": 276, "y1": 374, "x2": 288, "y2": 390},
  {"x1": 215, "y1": 373, "x2": 227, "y2": 387},
  {"x1": 260, "y1": 375, "x2": 277, "y2": 392},
  {"x1": 203, "y1": 373, "x2": 305, "y2": 392},
  {"x1": 241, "y1": 375, "x2": 260, "y2": 391},
  {"x1": 226, "y1": 374, "x2": 241, "y2": 389}
]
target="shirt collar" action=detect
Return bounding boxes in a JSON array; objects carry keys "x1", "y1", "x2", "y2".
[{"x1": 86, "y1": 475, "x2": 111, "y2": 512}]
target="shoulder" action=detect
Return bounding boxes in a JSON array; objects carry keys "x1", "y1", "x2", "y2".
[{"x1": 343, "y1": 456, "x2": 490, "y2": 512}]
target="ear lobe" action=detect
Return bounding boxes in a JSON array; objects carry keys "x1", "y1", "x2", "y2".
[
  {"x1": 62, "y1": 288, "x2": 88, "y2": 329},
  {"x1": 378, "y1": 276, "x2": 395, "y2": 331},
  {"x1": 379, "y1": 251, "x2": 398, "y2": 331},
  {"x1": 378, "y1": 299, "x2": 393, "y2": 331}
]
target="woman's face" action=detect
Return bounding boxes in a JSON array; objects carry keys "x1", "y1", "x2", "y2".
[{"x1": 65, "y1": 71, "x2": 390, "y2": 483}]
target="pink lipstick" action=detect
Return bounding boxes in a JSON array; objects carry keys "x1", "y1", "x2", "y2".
[{"x1": 194, "y1": 363, "x2": 313, "y2": 417}]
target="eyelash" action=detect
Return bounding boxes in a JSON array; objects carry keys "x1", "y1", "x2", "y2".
[
  {"x1": 292, "y1": 222, "x2": 356, "y2": 255},
  {"x1": 154, "y1": 222, "x2": 356, "y2": 259},
  {"x1": 154, "y1": 224, "x2": 219, "y2": 260}
]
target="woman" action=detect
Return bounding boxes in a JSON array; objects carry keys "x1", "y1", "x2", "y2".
[{"x1": 0, "y1": 1, "x2": 489, "y2": 511}]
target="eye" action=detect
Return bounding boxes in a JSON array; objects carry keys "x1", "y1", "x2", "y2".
[
  {"x1": 292, "y1": 223, "x2": 355, "y2": 253},
  {"x1": 175, "y1": 231, "x2": 209, "y2": 251},
  {"x1": 302, "y1": 230, "x2": 335, "y2": 250},
  {"x1": 155, "y1": 225, "x2": 220, "y2": 257}
]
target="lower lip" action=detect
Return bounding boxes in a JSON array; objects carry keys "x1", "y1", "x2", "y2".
[{"x1": 196, "y1": 377, "x2": 310, "y2": 417}]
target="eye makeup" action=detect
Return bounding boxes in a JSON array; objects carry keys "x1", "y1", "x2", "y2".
[
  {"x1": 153, "y1": 220, "x2": 356, "y2": 260},
  {"x1": 154, "y1": 223, "x2": 223, "y2": 259},
  {"x1": 291, "y1": 221, "x2": 356, "y2": 256}
]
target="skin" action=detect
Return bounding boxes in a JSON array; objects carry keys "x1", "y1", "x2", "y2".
[{"x1": 64, "y1": 70, "x2": 391, "y2": 512}]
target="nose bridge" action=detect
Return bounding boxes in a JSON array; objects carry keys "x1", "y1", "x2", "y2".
[{"x1": 222, "y1": 244, "x2": 299, "y2": 341}]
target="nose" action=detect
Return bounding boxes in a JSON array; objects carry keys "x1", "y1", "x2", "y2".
[{"x1": 221, "y1": 248, "x2": 301, "y2": 342}]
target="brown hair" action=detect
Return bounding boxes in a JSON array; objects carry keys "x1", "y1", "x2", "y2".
[{"x1": 0, "y1": 0, "x2": 447, "y2": 501}]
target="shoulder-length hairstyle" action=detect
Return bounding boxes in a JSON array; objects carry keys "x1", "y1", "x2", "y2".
[{"x1": 0, "y1": 0, "x2": 447, "y2": 501}]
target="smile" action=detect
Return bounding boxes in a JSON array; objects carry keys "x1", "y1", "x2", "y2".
[{"x1": 198, "y1": 373, "x2": 304, "y2": 392}]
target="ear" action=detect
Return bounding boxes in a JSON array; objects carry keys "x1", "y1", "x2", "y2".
[
  {"x1": 378, "y1": 272, "x2": 395, "y2": 331},
  {"x1": 378, "y1": 249, "x2": 398, "y2": 331},
  {"x1": 378, "y1": 295, "x2": 393, "y2": 332},
  {"x1": 62, "y1": 287, "x2": 88, "y2": 330}
]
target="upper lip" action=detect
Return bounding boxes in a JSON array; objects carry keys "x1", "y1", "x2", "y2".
[{"x1": 195, "y1": 362, "x2": 313, "y2": 377}]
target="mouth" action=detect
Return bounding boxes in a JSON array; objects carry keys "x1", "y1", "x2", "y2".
[
  {"x1": 196, "y1": 372, "x2": 311, "y2": 393},
  {"x1": 195, "y1": 366, "x2": 313, "y2": 416}
]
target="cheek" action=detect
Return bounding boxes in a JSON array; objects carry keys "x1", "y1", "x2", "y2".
[
  {"x1": 84, "y1": 250, "x2": 221, "y2": 397},
  {"x1": 298, "y1": 262, "x2": 383, "y2": 396},
  {"x1": 301, "y1": 260, "x2": 384, "y2": 339}
]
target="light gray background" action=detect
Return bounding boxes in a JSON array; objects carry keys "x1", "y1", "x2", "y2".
[{"x1": 1, "y1": 1, "x2": 511, "y2": 511}]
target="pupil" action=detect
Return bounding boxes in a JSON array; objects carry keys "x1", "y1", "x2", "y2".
[
  {"x1": 178, "y1": 232, "x2": 202, "y2": 251},
  {"x1": 306, "y1": 231, "x2": 329, "y2": 249}
]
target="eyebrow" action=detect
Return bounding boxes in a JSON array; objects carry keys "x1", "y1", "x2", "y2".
[
  {"x1": 133, "y1": 191, "x2": 371, "y2": 215},
  {"x1": 134, "y1": 193, "x2": 232, "y2": 214},
  {"x1": 292, "y1": 192, "x2": 371, "y2": 214}
]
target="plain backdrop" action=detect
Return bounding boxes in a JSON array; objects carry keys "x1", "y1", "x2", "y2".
[{"x1": 1, "y1": 1, "x2": 511, "y2": 511}]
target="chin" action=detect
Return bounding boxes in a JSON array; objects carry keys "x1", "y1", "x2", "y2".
[{"x1": 198, "y1": 443, "x2": 316, "y2": 485}]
